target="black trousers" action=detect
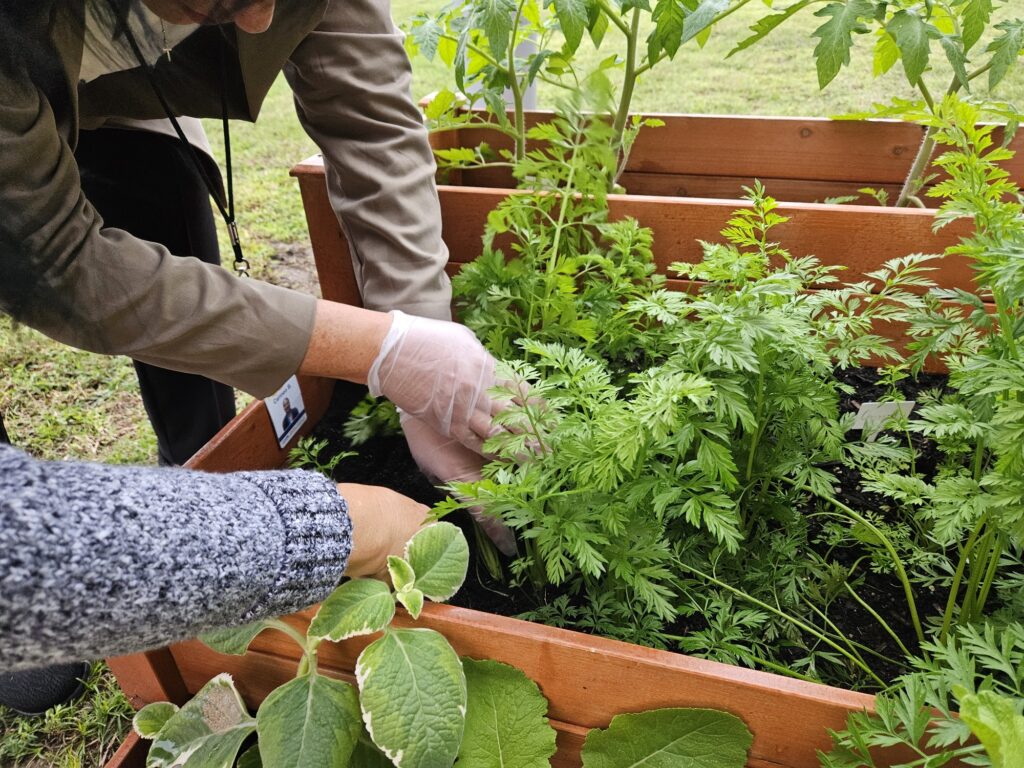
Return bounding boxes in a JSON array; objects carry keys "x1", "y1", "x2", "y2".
[{"x1": 75, "y1": 128, "x2": 235, "y2": 465}]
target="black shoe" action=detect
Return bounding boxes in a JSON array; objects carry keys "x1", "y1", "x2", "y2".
[{"x1": 0, "y1": 662, "x2": 92, "y2": 717}]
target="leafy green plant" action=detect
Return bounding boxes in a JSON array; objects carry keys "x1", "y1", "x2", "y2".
[
  {"x1": 734, "y1": 0, "x2": 1023, "y2": 207},
  {"x1": 407, "y1": 0, "x2": 746, "y2": 184},
  {"x1": 827, "y1": 97, "x2": 1024, "y2": 647},
  {"x1": 445, "y1": 169, "x2": 942, "y2": 686},
  {"x1": 342, "y1": 395, "x2": 401, "y2": 447},
  {"x1": 135, "y1": 522, "x2": 470, "y2": 767},
  {"x1": 288, "y1": 436, "x2": 356, "y2": 476},
  {"x1": 822, "y1": 621, "x2": 1024, "y2": 767},
  {"x1": 451, "y1": 104, "x2": 665, "y2": 363},
  {"x1": 131, "y1": 521, "x2": 754, "y2": 767}
]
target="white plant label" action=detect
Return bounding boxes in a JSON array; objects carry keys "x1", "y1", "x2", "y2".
[
  {"x1": 851, "y1": 401, "x2": 915, "y2": 439},
  {"x1": 265, "y1": 375, "x2": 307, "y2": 448}
]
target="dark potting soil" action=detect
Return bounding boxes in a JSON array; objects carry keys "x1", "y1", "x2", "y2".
[
  {"x1": 310, "y1": 371, "x2": 965, "y2": 689},
  {"x1": 310, "y1": 382, "x2": 540, "y2": 618}
]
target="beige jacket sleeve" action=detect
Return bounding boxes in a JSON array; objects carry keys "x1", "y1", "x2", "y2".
[
  {"x1": 0, "y1": 71, "x2": 316, "y2": 398},
  {"x1": 283, "y1": 0, "x2": 452, "y2": 321}
]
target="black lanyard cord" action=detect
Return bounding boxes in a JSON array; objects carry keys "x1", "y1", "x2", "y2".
[{"x1": 112, "y1": 3, "x2": 250, "y2": 277}]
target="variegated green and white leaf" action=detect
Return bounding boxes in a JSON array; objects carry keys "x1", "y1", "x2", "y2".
[
  {"x1": 405, "y1": 523, "x2": 469, "y2": 601},
  {"x1": 144, "y1": 674, "x2": 255, "y2": 768},
  {"x1": 357, "y1": 629, "x2": 467, "y2": 768},
  {"x1": 200, "y1": 620, "x2": 274, "y2": 656},
  {"x1": 309, "y1": 579, "x2": 396, "y2": 642},
  {"x1": 256, "y1": 673, "x2": 362, "y2": 768}
]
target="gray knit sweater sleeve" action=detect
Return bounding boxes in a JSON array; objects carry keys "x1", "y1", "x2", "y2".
[{"x1": 0, "y1": 444, "x2": 351, "y2": 671}]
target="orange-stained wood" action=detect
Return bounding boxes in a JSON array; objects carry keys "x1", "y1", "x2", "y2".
[
  {"x1": 292, "y1": 170, "x2": 363, "y2": 308},
  {"x1": 291, "y1": 157, "x2": 976, "y2": 292},
  {"x1": 290, "y1": 157, "x2": 983, "y2": 374},
  {"x1": 102, "y1": 732, "x2": 147, "y2": 768},
  {"x1": 185, "y1": 375, "x2": 334, "y2": 474},
  {"x1": 429, "y1": 111, "x2": 1024, "y2": 188},
  {"x1": 105, "y1": 649, "x2": 189, "y2": 709},
  {"x1": 433, "y1": 186, "x2": 976, "y2": 291},
  {"x1": 161, "y1": 546, "x2": 874, "y2": 768},
  {"x1": 458, "y1": 166, "x2": 915, "y2": 207}
]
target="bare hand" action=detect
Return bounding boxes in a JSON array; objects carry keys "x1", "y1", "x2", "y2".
[{"x1": 339, "y1": 483, "x2": 429, "y2": 580}]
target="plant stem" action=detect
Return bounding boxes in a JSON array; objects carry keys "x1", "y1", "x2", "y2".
[
  {"x1": 960, "y1": 527, "x2": 993, "y2": 621},
  {"x1": 611, "y1": 8, "x2": 641, "y2": 171},
  {"x1": 893, "y1": 62, "x2": 990, "y2": 208},
  {"x1": 508, "y1": 0, "x2": 528, "y2": 162},
  {"x1": 595, "y1": 0, "x2": 631, "y2": 36},
  {"x1": 939, "y1": 512, "x2": 988, "y2": 642},
  {"x1": 972, "y1": 533, "x2": 1003, "y2": 622},
  {"x1": 745, "y1": 368, "x2": 767, "y2": 484},
  {"x1": 896, "y1": 127, "x2": 938, "y2": 208},
  {"x1": 802, "y1": 599, "x2": 897, "y2": 669},
  {"x1": 783, "y1": 477, "x2": 926, "y2": 646},
  {"x1": 844, "y1": 582, "x2": 913, "y2": 657},
  {"x1": 672, "y1": 562, "x2": 886, "y2": 687},
  {"x1": 993, "y1": 288, "x2": 1020, "y2": 360},
  {"x1": 266, "y1": 618, "x2": 318, "y2": 674},
  {"x1": 266, "y1": 618, "x2": 309, "y2": 651}
]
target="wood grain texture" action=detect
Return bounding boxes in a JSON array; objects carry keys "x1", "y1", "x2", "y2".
[
  {"x1": 458, "y1": 166, "x2": 915, "y2": 206},
  {"x1": 291, "y1": 157, "x2": 977, "y2": 292},
  {"x1": 433, "y1": 185, "x2": 976, "y2": 290},
  {"x1": 429, "y1": 111, "x2": 1023, "y2": 188},
  {"x1": 291, "y1": 157, "x2": 985, "y2": 372},
  {"x1": 105, "y1": 649, "x2": 189, "y2": 709},
  {"x1": 294, "y1": 173, "x2": 363, "y2": 307},
  {"x1": 102, "y1": 732, "x2": 147, "y2": 768},
  {"x1": 185, "y1": 375, "x2": 334, "y2": 474}
]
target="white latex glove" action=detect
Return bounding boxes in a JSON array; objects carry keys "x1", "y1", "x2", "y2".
[
  {"x1": 368, "y1": 311, "x2": 498, "y2": 454},
  {"x1": 401, "y1": 412, "x2": 517, "y2": 556}
]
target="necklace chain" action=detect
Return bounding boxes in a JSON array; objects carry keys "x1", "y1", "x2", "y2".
[{"x1": 160, "y1": 17, "x2": 171, "y2": 61}]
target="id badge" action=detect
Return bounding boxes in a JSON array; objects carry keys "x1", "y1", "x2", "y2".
[{"x1": 265, "y1": 375, "x2": 308, "y2": 448}]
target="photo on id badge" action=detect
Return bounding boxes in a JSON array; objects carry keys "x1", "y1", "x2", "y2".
[{"x1": 266, "y1": 376, "x2": 307, "y2": 448}]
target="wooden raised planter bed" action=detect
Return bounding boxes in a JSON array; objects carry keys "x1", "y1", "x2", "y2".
[
  {"x1": 309, "y1": 112, "x2": 1022, "y2": 358},
  {"x1": 104, "y1": 373, "x2": 881, "y2": 768},
  {"x1": 102, "y1": 133, "x2": 991, "y2": 766},
  {"x1": 430, "y1": 110, "x2": 1024, "y2": 207}
]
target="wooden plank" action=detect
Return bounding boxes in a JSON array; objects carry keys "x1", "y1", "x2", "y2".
[
  {"x1": 435, "y1": 186, "x2": 977, "y2": 293},
  {"x1": 291, "y1": 154, "x2": 978, "y2": 292},
  {"x1": 292, "y1": 161, "x2": 981, "y2": 373},
  {"x1": 102, "y1": 732, "x2": 147, "y2": 768},
  {"x1": 105, "y1": 649, "x2": 189, "y2": 709},
  {"x1": 433, "y1": 112, "x2": 1024, "y2": 186},
  {"x1": 184, "y1": 375, "x2": 334, "y2": 474},
  {"x1": 458, "y1": 166, "x2": 914, "y2": 205},
  {"x1": 617, "y1": 173, "x2": 917, "y2": 206},
  {"x1": 166, "y1": 600, "x2": 873, "y2": 768},
  {"x1": 294, "y1": 172, "x2": 363, "y2": 307}
]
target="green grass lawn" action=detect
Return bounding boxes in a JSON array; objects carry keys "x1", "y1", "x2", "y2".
[{"x1": 1, "y1": 2, "x2": 1021, "y2": 764}]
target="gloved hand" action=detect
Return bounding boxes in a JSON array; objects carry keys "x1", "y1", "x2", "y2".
[
  {"x1": 401, "y1": 413, "x2": 517, "y2": 556},
  {"x1": 368, "y1": 311, "x2": 498, "y2": 454}
]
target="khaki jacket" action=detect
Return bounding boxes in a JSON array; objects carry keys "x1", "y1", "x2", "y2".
[{"x1": 0, "y1": 0, "x2": 450, "y2": 397}]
